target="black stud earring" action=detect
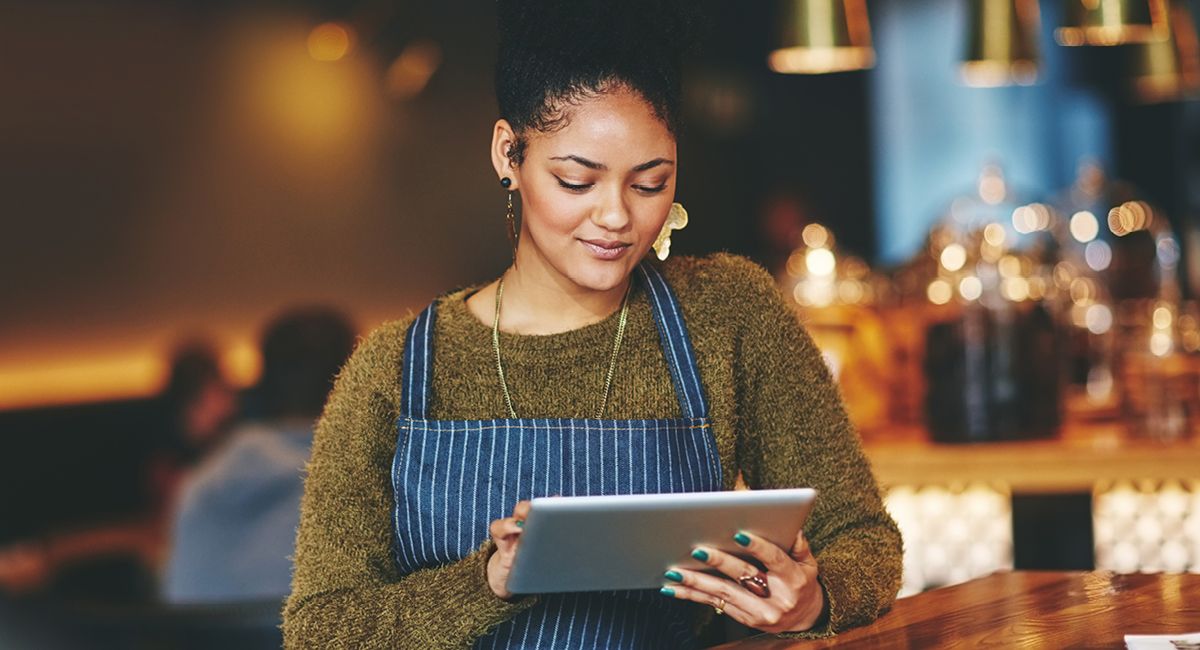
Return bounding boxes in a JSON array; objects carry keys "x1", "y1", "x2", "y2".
[{"x1": 500, "y1": 177, "x2": 512, "y2": 189}]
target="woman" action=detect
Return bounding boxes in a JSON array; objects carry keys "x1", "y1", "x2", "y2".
[{"x1": 283, "y1": 1, "x2": 901, "y2": 647}]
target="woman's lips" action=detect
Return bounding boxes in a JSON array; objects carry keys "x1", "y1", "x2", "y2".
[{"x1": 580, "y1": 239, "x2": 631, "y2": 260}]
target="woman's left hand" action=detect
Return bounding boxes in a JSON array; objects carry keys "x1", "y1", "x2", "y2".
[{"x1": 661, "y1": 529, "x2": 826, "y2": 633}]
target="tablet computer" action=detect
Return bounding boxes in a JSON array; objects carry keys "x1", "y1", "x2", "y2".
[{"x1": 505, "y1": 488, "x2": 817, "y2": 594}]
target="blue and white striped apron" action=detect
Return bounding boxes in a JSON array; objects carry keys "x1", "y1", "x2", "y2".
[{"x1": 391, "y1": 262, "x2": 723, "y2": 649}]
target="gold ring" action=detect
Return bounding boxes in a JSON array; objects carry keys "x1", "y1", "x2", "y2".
[{"x1": 713, "y1": 598, "x2": 726, "y2": 615}]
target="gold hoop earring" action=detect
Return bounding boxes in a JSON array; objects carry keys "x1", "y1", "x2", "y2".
[
  {"x1": 652, "y1": 202, "x2": 688, "y2": 261},
  {"x1": 505, "y1": 191, "x2": 518, "y2": 263}
]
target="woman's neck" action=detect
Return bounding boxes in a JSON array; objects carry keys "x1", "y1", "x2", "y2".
[{"x1": 497, "y1": 263, "x2": 630, "y2": 336}]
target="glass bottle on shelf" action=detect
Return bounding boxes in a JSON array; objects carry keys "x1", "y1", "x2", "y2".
[{"x1": 916, "y1": 164, "x2": 1063, "y2": 443}]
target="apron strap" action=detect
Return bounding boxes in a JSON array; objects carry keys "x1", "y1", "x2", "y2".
[
  {"x1": 398, "y1": 261, "x2": 709, "y2": 420},
  {"x1": 636, "y1": 262, "x2": 709, "y2": 420},
  {"x1": 400, "y1": 302, "x2": 437, "y2": 419}
]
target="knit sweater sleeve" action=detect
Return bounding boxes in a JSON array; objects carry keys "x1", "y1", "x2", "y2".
[
  {"x1": 725, "y1": 256, "x2": 903, "y2": 637},
  {"x1": 282, "y1": 319, "x2": 536, "y2": 649}
]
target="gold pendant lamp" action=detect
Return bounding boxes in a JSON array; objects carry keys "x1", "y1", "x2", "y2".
[
  {"x1": 1056, "y1": 0, "x2": 1170, "y2": 46},
  {"x1": 961, "y1": 0, "x2": 1043, "y2": 87},
  {"x1": 1130, "y1": 1, "x2": 1200, "y2": 103},
  {"x1": 768, "y1": 0, "x2": 875, "y2": 74}
]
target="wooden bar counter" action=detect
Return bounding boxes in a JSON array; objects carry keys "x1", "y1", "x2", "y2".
[
  {"x1": 862, "y1": 423, "x2": 1200, "y2": 493},
  {"x1": 713, "y1": 571, "x2": 1200, "y2": 648}
]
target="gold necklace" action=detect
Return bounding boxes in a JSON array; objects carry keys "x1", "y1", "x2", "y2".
[{"x1": 492, "y1": 275, "x2": 632, "y2": 419}]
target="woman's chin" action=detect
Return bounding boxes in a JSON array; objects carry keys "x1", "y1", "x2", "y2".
[{"x1": 566, "y1": 259, "x2": 638, "y2": 293}]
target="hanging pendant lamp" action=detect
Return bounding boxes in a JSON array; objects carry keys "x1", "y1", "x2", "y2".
[
  {"x1": 961, "y1": 0, "x2": 1042, "y2": 86},
  {"x1": 768, "y1": 0, "x2": 875, "y2": 74},
  {"x1": 1130, "y1": 1, "x2": 1200, "y2": 103},
  {"x1": 1056, "y1": 0, "x2": 1170, "y2": 46}
]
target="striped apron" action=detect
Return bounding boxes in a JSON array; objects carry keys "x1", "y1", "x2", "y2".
[{"x1": 392, "y1": 262, "x2": 723, "y2": 649}]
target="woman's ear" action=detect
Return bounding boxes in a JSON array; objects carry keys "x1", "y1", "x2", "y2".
[{"x1": 490, "y1": 119, "x2": 521, "y2": 190}]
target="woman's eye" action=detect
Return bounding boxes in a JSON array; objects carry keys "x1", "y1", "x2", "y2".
[
  {"x1": 555, "y1": 177, "x2": 593, "y2": 192},
  {"x1": 634, "y1": 184, "x2": 668, "y2": 194}
]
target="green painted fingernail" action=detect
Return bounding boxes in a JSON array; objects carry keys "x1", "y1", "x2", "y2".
[
  {"x1": 516, "y1": 520, "x2": 524, "y2": 528},
  {"x1": 664, "y1": 570, "x2": 683, "y2": 582},
  {"x1": 660, "y1": 587, "x2": 676, "y2": 597},
  {"x1": 691, "y1": 548, "x2": 709, "y2": 562},
  {"x1": 734, "y1": 532, "x2": 751, "y2": 547}
]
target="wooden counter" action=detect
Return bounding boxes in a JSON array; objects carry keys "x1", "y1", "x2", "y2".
[
  {"x1": 713, "y1": 571, "x2": 1200, "y2": 648},
  {"x1": 862, "y1": 423, "x2": 1200, "y2": 493}
]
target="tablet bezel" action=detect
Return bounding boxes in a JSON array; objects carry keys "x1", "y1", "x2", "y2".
[{"x1": 505, "y1": 488, "x2": 817, "y2": 594}]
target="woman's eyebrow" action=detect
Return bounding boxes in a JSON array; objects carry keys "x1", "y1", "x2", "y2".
[
  {"x1": 549, "y1": 155, "x2": 675, "y2": 172},
  {"x1": 550, "y1": 154, "x2": 606, "y2": 170},
  {"x1": 632, "y1": 157, "x2": 674, "y2": 172}
]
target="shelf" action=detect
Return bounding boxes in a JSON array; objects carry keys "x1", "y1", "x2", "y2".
[{"x1": 862, "y1": 422, "x2": 1200, "y2": 493}]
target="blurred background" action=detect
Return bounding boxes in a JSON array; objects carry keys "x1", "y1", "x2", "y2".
[{"x1": 1, "y1": 0, "x2": 1198, "y2": 647}]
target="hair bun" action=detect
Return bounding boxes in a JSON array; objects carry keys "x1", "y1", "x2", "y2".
[{"x1": 494, "y1": 0, "x2": 697, "y2": 142}]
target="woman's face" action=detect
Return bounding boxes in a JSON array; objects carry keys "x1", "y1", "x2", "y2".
[{"x1": 499, "y1": 85, "x2": 677, "y2": 293}]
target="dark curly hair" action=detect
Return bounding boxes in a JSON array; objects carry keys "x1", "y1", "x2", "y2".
[{"x1": 495, "y1": 0, "x2": 694, "y2": 165}]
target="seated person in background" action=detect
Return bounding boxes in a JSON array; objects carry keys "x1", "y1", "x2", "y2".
[
  {"x1": 162, "y1": 307, "x2": 355, "y2": 604},
  {"x1": 0, "y1": 341, "x2": 237, "y2": 599}
]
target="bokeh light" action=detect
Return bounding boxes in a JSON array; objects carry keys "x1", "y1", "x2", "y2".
[
  {"x1": 940, "y1": 243, "x2": 967, "y2": 272},
  {"x1": 1069, "y1": 211, "x2": 1099, "y2": 243},
  {"x1": 959, "y1": 276, "x2": 983, "y2": 301},
  {"x1": 308, "y1": 22, "x2": 353, "y2": 62},
  {"x1": 805, "y1": 248, "x2": 837, "y2": 276}
]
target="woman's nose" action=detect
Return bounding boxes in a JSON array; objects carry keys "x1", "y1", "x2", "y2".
[{"x1": 593, "y1": 186, "x2": 631, "y2": 231}]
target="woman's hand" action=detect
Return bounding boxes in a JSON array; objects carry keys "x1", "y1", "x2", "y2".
[
  {"x1": 486, "y1": 500, "x2": 531, "y2": 601},
  {"x1": 661, "y1": 529, "x2": 826, "y2": 633}
]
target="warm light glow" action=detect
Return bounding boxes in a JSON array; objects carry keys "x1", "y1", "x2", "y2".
[
  {"x1": 959, "y1": 276, "x2": 983, "y2": 301},
  {"x1": 1027, "y1": 277, "x2": 1046, "y2": 300},
  {"x1": 1002, "y1": 277, "x2": 1030, "y2": 302},
  {"x1": 1109, "y1": 201, "x2": 1153, "y2": 235},
  {"x1": 232, "y1": 19, "x2": 383, "y2": 163},
  {"x1": 1072, "y1": 303, "x2": 1091, "y2": 328},
  {"x1": 983, "y1": 223, "x2": 1007, "y2": 247},
  {"x1": 941, "y1": 244, "x2": 968, "y2": 272},
  {"x1": 794, "y1": 280, "x2": 836, "y2": 307},
  {"x1": 1184, "y1": 329, "x2": 1200, "y2": 352},
  {"x1": 927, "y1": 279, "x2": 953, "y2": 305},
  {"x1": 1085, "y1": 240, "x2": 1113, "y2": 271},
  {"x1": 1054, "y1": 262, "x2": 1076, "y2": 289},
  {"x1": 961, "y1": 60, "x2": 1039, "y2": 87},
  {"x1": 768, "y1": 47, "x2": 876, "y2": 74},
  {"x1": 1055, "y1": 0, "x2": 1171, "y2": 48},
  {"x1": 1153, "y1": 305, "x2": 1173, "y2": 329},
  {"x1": 308, "y1": 23, "x2": 353, "y2": 62},
  {"x1": 0, "y1": 342, "x2": 263, "y2": 412},
  {"x1": 1150, "y1": 331, "x2": 1172, "y2": 357},
  {"x1": 1086, "y1": 303, "x2": 1113, "y2": 334},
  {"x1": 979, "y1": 172, "x2": 1007, "y2": 205},
  {"x1": 1012, "y1": 204, "x2": 1051, "y2": 233},
  {"x1": 998, "y1": 255, "x2": 1022, "y2": 278},
  {"x1": 222, "y1": 338, "x2": 262, "y2": 388},
  {"x1": 386, "y1": 39, "x2": 443, "y2": 100},
  {"x1": 1070, "y1": 210, "x2": 1100, "y2": 242},
  {"x1": 806, "y1": 248, "x2": 837, "y2": 276},
  {"x1": 980, "y1": 240, "x2": 1004, "y2": 264},
  {"x1": 0, "y1": 353, "x2": 166, "y2": 411},
  {"x1": 1055, "y1": 24, "x2": 1167, "y2": 46},
  {"x1": 803, "y1": 223, "x2": 832, "y2": 249},
  {"x1": 786, "y1": 250, "x2": 807, "y2": 277},
  {"x1": 1070, "y1": 277, "x2": 1096, "y2": 304},
  {"x1": 838, "y1": 280, "x2": 865, "y2": 304}
]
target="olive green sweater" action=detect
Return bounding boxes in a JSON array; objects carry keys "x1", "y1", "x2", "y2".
[{"x1": 283, "y1": 253, "x2": 902, "y2": 648}]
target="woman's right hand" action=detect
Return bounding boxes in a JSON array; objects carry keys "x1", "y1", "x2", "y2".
[{"x1": 486, "y1": 500, "x2": 531, "y2": 600}]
